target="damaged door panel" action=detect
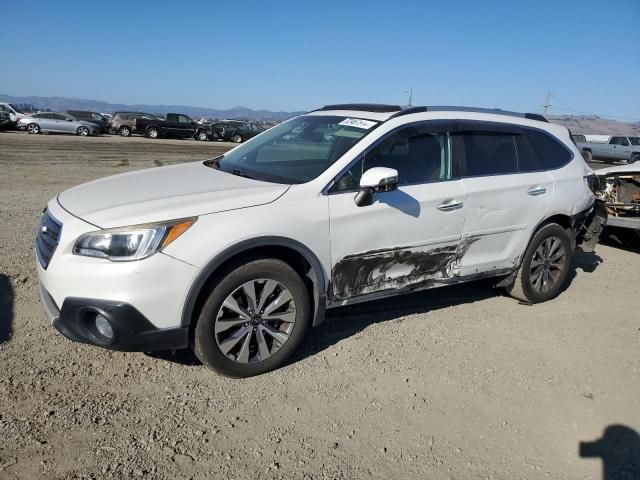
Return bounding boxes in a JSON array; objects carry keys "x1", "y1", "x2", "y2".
[{"x1": 330, "y1": 237, "x2": 480, "y2": 301}]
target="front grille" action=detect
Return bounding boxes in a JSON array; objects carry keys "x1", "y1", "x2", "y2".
[{"x1": 36, "y1": 210, "x2": 62, "y2": 269}]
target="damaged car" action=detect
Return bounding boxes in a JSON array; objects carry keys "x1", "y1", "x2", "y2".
[
  {"x1": 593, "y1": 163, "x2": 640, "y2": 240},
  {"x1": 36, "y1": 104, "x2": 604, "y2": 377}
]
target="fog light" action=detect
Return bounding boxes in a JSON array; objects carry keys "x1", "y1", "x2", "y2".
[{"x1": 95, "y1": 314, "x2": 114, "y2": 340}]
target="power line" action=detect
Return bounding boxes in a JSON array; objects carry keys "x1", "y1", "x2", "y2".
[{"x1": 547, "y1": 93, "x2": 639, "y2": 121}]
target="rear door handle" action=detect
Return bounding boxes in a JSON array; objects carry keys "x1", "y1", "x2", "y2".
[
  {"x1": 437, "y1": 200, "x2": 464, "y2": 211},
  {"x1": 527, "y1": 186, "x2": 546, "y2": 196}
]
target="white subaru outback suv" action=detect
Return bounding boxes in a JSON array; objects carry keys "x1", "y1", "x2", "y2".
[{"x1": 36, "y1": 104, "x2": 605, "y2": 377}]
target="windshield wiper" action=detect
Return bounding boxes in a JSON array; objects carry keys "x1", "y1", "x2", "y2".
[{"x1": 231, "y1": 169, "x2": 254, "y2": 179}]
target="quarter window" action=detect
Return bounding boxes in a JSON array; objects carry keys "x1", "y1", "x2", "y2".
[{"x1": 524, "y1": 130, "x2": 572, "y2": 170}]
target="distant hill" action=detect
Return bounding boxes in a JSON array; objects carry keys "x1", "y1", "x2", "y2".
[
  {"x1": 547, "y1": 114, "x2": 640, "y2": 136},
  {"x1": 0, "y1": 94, "x2": 304, "y2": 122}
]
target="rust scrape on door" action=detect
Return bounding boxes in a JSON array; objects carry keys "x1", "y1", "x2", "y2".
[{"x1": 331, "y1": 238, "x2": 478, "y2": 301}]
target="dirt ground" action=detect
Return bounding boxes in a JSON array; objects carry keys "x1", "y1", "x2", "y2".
[{"x1": 0, "y1": 132, "x2": 638, "y2": 480}]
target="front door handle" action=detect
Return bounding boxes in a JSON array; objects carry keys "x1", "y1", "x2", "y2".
[
  {"x1": 437, "y1": 200, "x2": 464, "y2": 211},
  {"x1": 527, "y1": 186, "x2": 546, "y2": 196}
]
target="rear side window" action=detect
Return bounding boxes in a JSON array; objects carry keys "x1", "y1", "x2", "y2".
[
  {"x1": 524, "y1": 130, "x2": 572, "y2": 170},
  {"x1": 460, "y1": 131, "x2": 518, "y2": 176}
]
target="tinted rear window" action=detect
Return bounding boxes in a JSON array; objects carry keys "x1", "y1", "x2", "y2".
[{"x1": 461, "y1": 132, "x2": 518, "y2": 176}]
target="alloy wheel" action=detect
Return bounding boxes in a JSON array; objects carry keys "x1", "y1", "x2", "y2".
[
  {"x1": 214, "y1": 278, "x2": 296, "y2": 364},
  {"x1": 529, "y1": 236, "x2": 566, "y2": 293}
]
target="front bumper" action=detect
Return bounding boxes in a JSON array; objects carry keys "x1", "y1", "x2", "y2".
[
  {"x1": 36, "y1": 197, "x2": 201, "y2": 351},
  {"x1": 39, "y1": 283, "x2": 189, "y2": 351}
]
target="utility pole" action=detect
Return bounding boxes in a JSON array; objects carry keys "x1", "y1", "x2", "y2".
[
  {"x1": 543, "y1": 91, "x2": 551, "y2": 115},
  {"x1": 404, "y1": 88, "x2": 413, "y2": 107}
]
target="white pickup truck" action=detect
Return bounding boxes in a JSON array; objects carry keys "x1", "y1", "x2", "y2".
[{"x1": 576, "y1": 135, "x2": 640, "y2": 164}]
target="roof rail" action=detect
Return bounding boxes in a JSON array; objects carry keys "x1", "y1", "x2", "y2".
[
  {"x1": 316, "y1": 103, "x2": 403, "y2": 113},
  {"x1": 427, "y1": 106, "x2": 549, "y2": 122}
]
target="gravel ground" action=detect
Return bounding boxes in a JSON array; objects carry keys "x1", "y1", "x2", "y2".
[{"x1": 0, "y1": 132, "x2": 639, "y2": 479}]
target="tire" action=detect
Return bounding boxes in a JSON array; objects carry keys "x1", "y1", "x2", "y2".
[
  {"x1": 196, "y1": 129, "x2": 208, "y2": 141},
  {"x1": 629, "y1": 154, "x2": 640, "y2": 164},
  {"x1": 193, "y1": 258, "x2": 310, "y2": 377},
  {"x1": 582, "y1": 150, "x2": 592, "y2": 162},
  {"x1": 231, "y1": 133, "x2": 243, "y2": 143},
  {"x1": 27, "y1": 123, "x2": 40, "y2": 134},
  {"x1": 77, "y1": 126, "x2": 89, "y2": 136},
  {"x1": 506, "y1": 223, "x2": 572, "y2": 303},
  {"x1": 119, "y1": 126, "x2": 131, "y2": 137},
  {"x1": 146, "y1": 127, "x2": 159, "y2": 139}
]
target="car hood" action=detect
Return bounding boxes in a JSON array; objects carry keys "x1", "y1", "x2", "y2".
[
  {"x1": 58, "y1": 161, "x2": 290, "y2": 228},
  {"x1": 595, "y1": 163, "x2": 640, "y2": 176}
]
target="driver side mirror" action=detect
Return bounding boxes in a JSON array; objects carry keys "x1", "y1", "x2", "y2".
[{"x1": 354, "y1": 167, "x2": 398, "y2": 207}]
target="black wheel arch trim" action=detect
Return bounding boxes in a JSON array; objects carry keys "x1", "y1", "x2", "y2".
[{"x1": 181, "y1": 236, "x2": 328, "y2": 329}]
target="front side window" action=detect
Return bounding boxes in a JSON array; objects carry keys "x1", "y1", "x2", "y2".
[
  {"x1": 332, "y1": 125, "x2": 452, "y2": 192},
  {"x1": 211, "y1": 115, "x2": 380, "y2": 184},
  {"x1": 178, "y1": 115, "x2": 191, "y2": 124}
]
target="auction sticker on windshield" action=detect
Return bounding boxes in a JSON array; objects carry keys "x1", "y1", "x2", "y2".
[{"x1": 338, "y1": 118, "x2": 378, "y2": 130}]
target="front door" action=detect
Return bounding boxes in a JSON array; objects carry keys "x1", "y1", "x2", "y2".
[{"x1": 328, "y1": 121, "x2": 467, "y2": 302}]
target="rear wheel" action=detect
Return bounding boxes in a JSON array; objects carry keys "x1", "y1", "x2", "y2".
[
  {"x1": 27, "y1": 123, "x2": 40, "y2": 134},
  {"x1": 77, "y1": 126, "x2": 89, "y2": 136},
  {"x1": 119, "y1": 126, "x2": 131, "y2": 137},
  {"x1": 506, "y1": 223, "x2": 572, "y2": 303},
  {"x1": 147, "y1": 127, "x2": 159, "y2": 139},
  {"x1": 193, "y1": 259, "x2": 310, "y2": 377},
  {"x1": 582, "y1": 150, "x2": 592, "y2": 162},
  {"x1": 231, "y1": 133, "x2": 243, "y2": 143}
]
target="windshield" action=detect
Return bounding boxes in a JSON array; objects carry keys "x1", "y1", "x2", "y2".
[
  {"x1": 210, "y1": 115, "x2": 380, "y2": 184},
  {"x1": 630, "y1": 137, "x2": 640, "y2": 146},
  {"x1": 8, "y1": 104, "x2": 24, "y2": 114}
]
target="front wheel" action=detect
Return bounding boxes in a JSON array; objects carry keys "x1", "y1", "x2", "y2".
[
  {"x1": 146, "y1": 127, "x2": 159, "y2": 139},
  {"x1": 506, "y1": 223, "x2": 572, "y2": 303},
  {"x1": 193, "y1": 259, "x2": 310, "y2": 377},
  {"x1": 119, "y1": 126, "x2": 131, "y2": 137},
  {"x1": 77, "y1": 126, "x2": 89, "y2": 136},
  {"x1": 628, "y1": 154, "x2": 640, "y2": 164},
  {"x1": 231, "y1": 133, "x2": 243, "y2": 143},
  {"x1": 196, "y1": 129, "x2": 208, "y2": 141},
  {"x1": 27, "y1": 123, "x2": 41, "y2": 134}
]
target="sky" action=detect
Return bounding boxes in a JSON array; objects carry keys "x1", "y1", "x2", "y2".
[{"x1": 2, "y1": 0, "x2": 639, "y2": 119}]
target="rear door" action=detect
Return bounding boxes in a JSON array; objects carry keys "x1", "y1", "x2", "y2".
[
  {"x1": 328, "y1": 120, "x2": 467, "y2": 301},
  {"x1": 456, "y1": 121, "x2": 555, "y2": 275}
]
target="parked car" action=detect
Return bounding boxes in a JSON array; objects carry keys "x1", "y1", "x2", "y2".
[
  {"x1": 110, "y1": 111, "x2": 158, "y2": 137},
  {"x1": 135, "y1": 113, "x2": 199, "y2": 139},
  {"x1": 36, "y1": 103, "x2": 604, "y2": 377},
  {"x1": 66, "y1": 110, "x2": 110, "y2": 133},
  {"x1": 0, "y1": 102, "x2": 27, "y2": 124},
  {"x1": 577, "y1": 135, "x2": 640, "y2": 164},
  {"x1": 198, "y1": 121, "x2": 264, "y2": 143},
  {"x1": 18, "y1": 112, "x2": 100, "y2": 136}
]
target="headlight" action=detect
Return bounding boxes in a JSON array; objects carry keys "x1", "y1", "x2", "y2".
[{"x1": 73, "y1": 218, "x2": 196, "y2": 261}]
